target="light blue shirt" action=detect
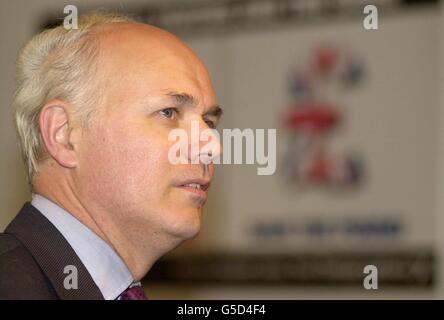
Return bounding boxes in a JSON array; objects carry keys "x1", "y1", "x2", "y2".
[{"x1": 31, "y1": 194, "x2": 133, "y2": 300}]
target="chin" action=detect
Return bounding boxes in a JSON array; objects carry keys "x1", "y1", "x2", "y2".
[{"x1": 166, "y1": 206, "x2": 203, "y2": 240}]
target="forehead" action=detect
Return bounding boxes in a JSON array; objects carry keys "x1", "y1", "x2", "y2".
[{"x1": 96, "y1": 23, "x2": 216, "y2": 106}]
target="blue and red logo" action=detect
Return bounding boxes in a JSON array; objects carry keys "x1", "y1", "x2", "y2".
[{"x1": 282, "y1": 45, "x2": 366, "y2": 187}]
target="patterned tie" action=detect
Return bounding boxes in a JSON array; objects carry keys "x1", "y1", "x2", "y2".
[{"x1": 118, "y1": 282, "x2": 147, "y2": 300}]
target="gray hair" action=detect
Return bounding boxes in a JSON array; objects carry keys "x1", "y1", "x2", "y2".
[{"x1": 13, "y1": 10, "x2": 135, "y2": 185}]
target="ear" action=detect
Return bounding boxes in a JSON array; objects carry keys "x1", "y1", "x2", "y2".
[{"x1": 39, "y1": 100, "x2": 80, "y2": 169}]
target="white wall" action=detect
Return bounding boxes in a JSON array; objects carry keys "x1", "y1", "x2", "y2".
[{"x1": 193, "y1": 9, "x2": 439, "y2": 254}]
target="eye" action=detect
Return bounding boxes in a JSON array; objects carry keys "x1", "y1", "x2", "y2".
[
  {"x1": 205, "y1": 119, "x2": 216, "y2": 129},
  {"x1": 159, "y1": 107, "x2": 179, "y2": 119}
]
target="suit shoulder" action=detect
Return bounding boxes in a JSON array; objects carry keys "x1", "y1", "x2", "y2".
[
  {"x1": 0, "y1": 233, "x2": 21, "y2": 255},
  {"x1": 0, "y1": 233, "x2": 58, "y2": 299}
]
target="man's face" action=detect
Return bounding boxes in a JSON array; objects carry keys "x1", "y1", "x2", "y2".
[{"x1": 74, "y1": 24, "x2": 222, "y2": 250}]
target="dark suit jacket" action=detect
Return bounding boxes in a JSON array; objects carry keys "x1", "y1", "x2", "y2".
[{"x1": 0, "y1": 203, "x2": 104, "y2": 300}]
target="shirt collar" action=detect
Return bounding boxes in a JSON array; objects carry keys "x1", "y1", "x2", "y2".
[{"x1": 31, "y1": 194, "x2": 133, "y2": 300}]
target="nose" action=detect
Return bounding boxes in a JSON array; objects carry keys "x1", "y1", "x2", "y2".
[{"x1": 188, "y1": 119, "x2": 222, "y2": 166}]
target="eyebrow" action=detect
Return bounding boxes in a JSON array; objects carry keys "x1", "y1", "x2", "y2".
[
  {"x1": 165, "y1": 91, "x2": 223, "y2": 119},
  {"x1": 166, "y1": 91, "x2": 198, "y2": 107}
]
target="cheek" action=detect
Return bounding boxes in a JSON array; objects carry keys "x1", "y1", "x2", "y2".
[{"x1": 78, "y1": 125, "x2": 173, "y2": 210}]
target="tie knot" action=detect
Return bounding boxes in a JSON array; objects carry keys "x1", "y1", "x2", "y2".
[{"x1": 119, "y1": 282, "x2": 147, "y2": 300}]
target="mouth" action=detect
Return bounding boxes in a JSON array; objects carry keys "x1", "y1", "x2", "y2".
[{"x1": 176, "y1": 179, "x2": 211, "y2": 200}]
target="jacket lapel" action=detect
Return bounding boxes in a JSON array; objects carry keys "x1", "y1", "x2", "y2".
[{"x1": 5, "y1": 203, "x2": 104, "y2": 300}]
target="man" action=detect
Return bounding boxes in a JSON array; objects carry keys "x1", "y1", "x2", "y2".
[{"x1": 0, "y1": 10, "x2": 222, "y2": 300}]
